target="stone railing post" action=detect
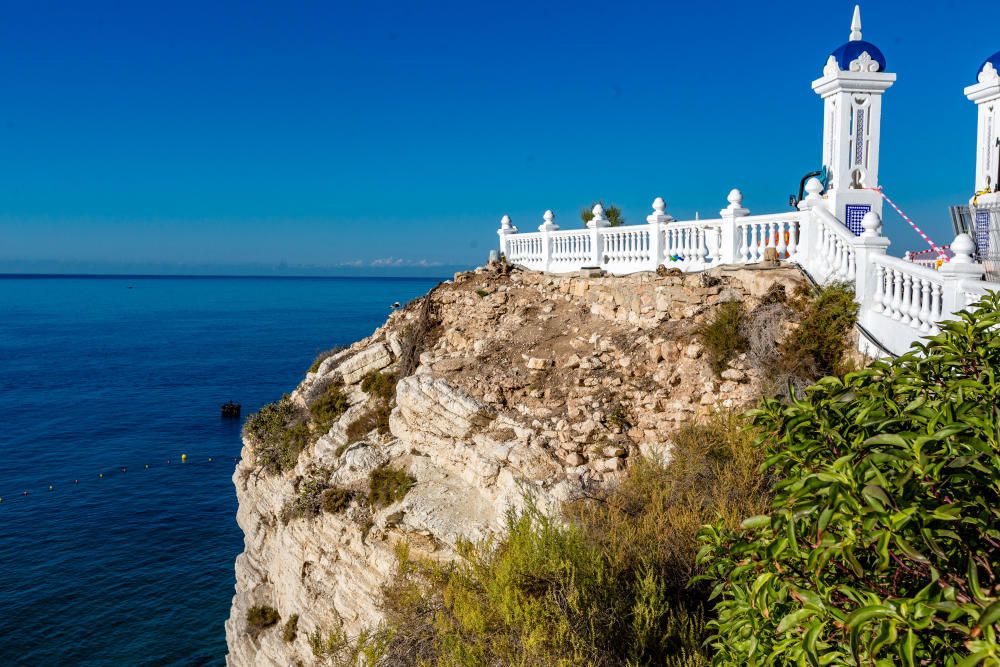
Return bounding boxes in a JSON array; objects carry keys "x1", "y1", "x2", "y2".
[
  {"x1": 797, "y1": 178, "x2": 825, "y2": 272},
  {"x1": 497, "y1": 214, "x2": 518, "y2": 260},
  {"x1": 853, "y1": 211, "x2": 891, "y2": 306},
  {"x1": 538, "y1": 210, "x2": 559, "y2": 272},
  {"x1": 938, "y1": 233, "x2": 986, "y2": 315},
  {"x1": 646, "y1": 197, "x2": 673, "y2": 270},
  {"x1": 586, "y1": 204, "x2": 609, "y2": 269},
  {"x1": 718, "y1": 188, "x2": 749, "y2": 264}
]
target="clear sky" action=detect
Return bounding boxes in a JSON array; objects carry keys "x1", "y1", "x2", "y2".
[{"x1": 0, "y1": 0, "x2": 995, "y2": 274}]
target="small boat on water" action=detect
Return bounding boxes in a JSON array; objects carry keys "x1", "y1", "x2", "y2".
[{"x1": 221, "y1": 401, "x2": 241, "y2": 418}]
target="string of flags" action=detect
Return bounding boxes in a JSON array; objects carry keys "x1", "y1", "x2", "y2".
[{"x1": 0, "y1": 453, "x2": 240, "y2": 508}]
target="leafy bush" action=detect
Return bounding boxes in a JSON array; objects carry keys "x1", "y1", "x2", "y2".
[
  {"x1": 580, "y1": 201, "x2": 626, "y2": 227},
  {"x1": 309, "y1": 383, "x2": 349, "y2": 432},
  {"x1": 697, "y1": 300, "x2": 749, "y2": 373},
  {"x1": 475, "y1": 288, "x2": 490, "y2": 298},
  {"x1": 309, "y1": 346, "x2": 345, "y2": 373},
  {"x1": 360, "y1": 371, "x2": 397, "y2": 402},
  {"x1": 345, "y1": 402, "x2": 392, "y2": 442},
  {"x1": 368, "y1": 466, "x2": 415, "y2": 508},
  {"x1": 280, "y1": 475, "x2": 330, "y2": 524},
  {"x1": 246, "y1": 605, "x2": 280, "y2": 636},
  {"x1": 321, "y1": 487, "x2": 353, "y2": 514},
  {"x1": 699, "y1": 293, "x2": 1000, "y2": 665},
  {"x1": 244, "y1": 397, "x2": 310, "y2": 475},
  {"x1": 775, "y1": 281, "x2": 857, "y2": 383},
  {"x1": 283, "y1": 613, "x2": 299, "y2": 643}
]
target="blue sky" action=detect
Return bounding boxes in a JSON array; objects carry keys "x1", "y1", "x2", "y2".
[{"x1": 0, "y1": 0, "x2": 994, "y2": 274}]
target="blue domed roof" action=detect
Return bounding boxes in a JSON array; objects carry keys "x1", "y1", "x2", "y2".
[
  {"x1": 979, "y1": 50, "x2": 1000, "y2": 77},
  {"x1": 831, "y1": 40, "x2": 886, "y2": 72}
]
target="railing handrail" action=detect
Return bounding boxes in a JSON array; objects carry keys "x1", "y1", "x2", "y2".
[
  {"x1": 872, "y1": 253, "x2": 944, "y2": 283},
  {"x1": 812, "y1": 205, "x2": 858, "y2": 243}
]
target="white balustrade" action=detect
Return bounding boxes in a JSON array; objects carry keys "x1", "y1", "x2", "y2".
[{"x1": 497, "y1": 190, "x2": 1000, "y2": 359}]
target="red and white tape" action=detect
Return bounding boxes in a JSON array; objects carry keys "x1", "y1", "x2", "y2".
[{"x1": 867, "y1": 187, "x2": 948, "y2": 260}]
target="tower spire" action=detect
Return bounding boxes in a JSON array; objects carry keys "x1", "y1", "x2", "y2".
[{"x1": 850, "y1": 5, "x2": 862, "y2": 42}]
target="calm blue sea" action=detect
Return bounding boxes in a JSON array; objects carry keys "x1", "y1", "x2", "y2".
[{"x1": 0, "y1": 275, "x2": 442, "y2": 666}]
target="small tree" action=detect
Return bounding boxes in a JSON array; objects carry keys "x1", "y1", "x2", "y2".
[{"x1": 580, "y1": 201, "x2": 625, "y2": 227}]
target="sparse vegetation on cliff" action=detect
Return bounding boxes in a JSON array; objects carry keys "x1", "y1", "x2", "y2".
[
  {"x1": 246, "y1": 605, "x2": 280, "y2": 636},
  {"x1": 308, "y1": 346, "x2": 345, "y2": 374},
  {"x1": 360, "y1": 371, "x2": 396, "y2": 401},
  {"x1": 697, "y1": 300, "x2": 748, "y2": 373},
  {"x1": 243, "y1": 396, "x2": 310, "y2": 475},
  {"x1": 309, "y1": 383, "x2": 350, "y2": 432},
  {"x1": 367, "y1": 465, "x2": 415, "y2": 509},
  {"x1": 699, "y1": 294, "x2": 1000, "y2": 665},
  {"x1": 324, "y1": 411, "x2": 769, "y2": 666}
]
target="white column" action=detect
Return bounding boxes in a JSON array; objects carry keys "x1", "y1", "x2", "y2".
[
  {"x1": 586, "y1": 204, "x2": 609, "y2": 269},
  {"x1": 646, "y1": 197, "x2": 672, "y2": 271},
  {"x1": 719, "y1": 188, "x2": 749, "y2": 264},
  {"x1": 938, "y1": 233, "x2": 986, "y2": 316},
  {"x1": 538, "y1": 210, "x2": 559, "y2": 273},
  {"x1": 497, "y1": 214, "x2": 518, "y2": 260},
  {"x1": 852, "y1": 211, "x2": 890, "y2": 311}
]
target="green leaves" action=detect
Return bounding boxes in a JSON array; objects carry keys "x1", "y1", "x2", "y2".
[{"x1": 700, "y1": 293, "x2": 1000, "y2": 665}]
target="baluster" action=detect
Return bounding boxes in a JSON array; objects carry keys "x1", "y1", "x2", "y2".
[
  {"x1": 776, "y1": 221, "x2": 788, "y2": 258},
  {"x1": 749, "y1": 223, "x2": 760, "y2": 262},
  {"x1": 918, "y1": 279, "x2": 931, "y2": 333},
  {"x1": 764, "y1": 221, "x2": 775, "y2": 255},
  {"x1": 847, "y1": 248, "x2": 855, "y2": 280},
  {"x1": 908, "y1": 276, "x2": 922, "y2": 329},
  {"x1": 900, "y1": 274, "x2": 912, "y2": 324},
  {"x1": 872, "y1": 264, "x2": 885, "y2": 313},
  {"x1": 890, "y1": 269, "x2": 903, "y2": 320},
  {"x1": 738, "y1": 223, "x2": 749, "y2": 263},
  {"x1": 818, "y1": 226, "x2": 829, "y2": 273},
  {"x1": 929, "y1": 283, "x2": 942, "y2": 334},
  {"x1": 786, "y1": 220, "x2": 798, "y2": 258}
]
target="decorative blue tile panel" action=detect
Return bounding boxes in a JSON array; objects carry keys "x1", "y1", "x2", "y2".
[
  {"x1": 845, "y1": 204, "x2": 871, "y2": 236},
  {"x1": 854, "y1": 108, "x2": 865, "y2": 166},
  {"x1": 976, "y1": 209, "x2": 990, "y2": 256}
]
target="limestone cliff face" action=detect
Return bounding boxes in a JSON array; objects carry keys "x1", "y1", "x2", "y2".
[{"x1": 225, "y1": 265, "x2": 806, "y2": 666}]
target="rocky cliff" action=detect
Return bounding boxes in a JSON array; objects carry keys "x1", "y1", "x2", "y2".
[{"x1": 225, "y1": 264, "x2": 808, "y2": 666}]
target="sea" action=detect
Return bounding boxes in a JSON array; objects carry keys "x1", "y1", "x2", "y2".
[{"x1": 0, "y1": 275, "x2": 443, "y2": 666}]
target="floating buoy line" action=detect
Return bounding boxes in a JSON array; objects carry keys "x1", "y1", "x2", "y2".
[{"x1": 0, "y1": 453, "x2": 240, "y2": 509}]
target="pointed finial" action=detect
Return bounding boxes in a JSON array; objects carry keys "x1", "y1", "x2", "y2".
[{"x1": 850, "y1": 5, "x2": 862, "y2": 42}]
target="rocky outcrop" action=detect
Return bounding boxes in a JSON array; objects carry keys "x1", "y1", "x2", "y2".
[{"x1": 225, "y1": 263, "x2": 808, "y2": 666}]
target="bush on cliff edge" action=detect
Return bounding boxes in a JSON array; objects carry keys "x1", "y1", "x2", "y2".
[
  {"x1": 314, "y1": 410, "x2": 771, "y2": 666},
  {"x1": 699, "y1": 293, "x2": 1000, "y2": 665}
]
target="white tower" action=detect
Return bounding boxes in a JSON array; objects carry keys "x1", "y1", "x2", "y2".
[
  {"x1": 812, "y1": 6, "x2": 895, "y2": 233},
  {"x1": 964, "y1": 53, "x2": 1000, "y2": 194},
  {"x1": 965, "y1": 51, "x2": 1000, "y2": 263}
]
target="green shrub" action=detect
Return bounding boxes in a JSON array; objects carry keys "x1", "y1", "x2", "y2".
[
  {"x1": 283, "y1": 613, "x2": 299, "y2": 643},
  {"x1": 368, "y1": 466, "x2": 415, "y2": 508},
  {"x1": 280, "y1": 475, "x2": 330, "y2": 524},
  {"x1": 345, "y1": 402, "x2": 392, "y2": 442},
  {"x1": 321, "y1": 487, "x2": 353, "y2": 514},
  {"x1": 309, "y1": 346, "x2": 345, "y2": 373},
  {"x1": 244, "y1": 397, "x2": 310, "y2": 475},
  {"x1": 775, "y1": 281, "x2": 858, "y2": 382},
  {"x1": 475, "y1": 288, "x2": 490, "y2": 298},
  {"x1": 697, "y1": 300, "x2": 748, "y2": 373},
  {"x1": 309, "y1": 383, "x2": 349, "y2": 431},
  {"x1": 580, "y1": 201, "x2": 626, "y2": 227},
  {"x1": 699, "y1": 293, "x2": 1000, "y2": 665},
  {"x1": 344, "y1": 514, "x2": 709, "y2": 666},
  {"x1": 335, "y1": 411, "x2": 770, "y2": 665},
  {"x1": 246, "y1": 605, "x2": 280, "y2": 636},
  {"x1": 360, "y1": 371, "x2": 397, "y2": 401}
]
